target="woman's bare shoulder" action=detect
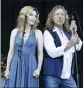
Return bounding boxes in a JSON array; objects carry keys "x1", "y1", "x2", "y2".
[
  {"x1": 11, "y1": 28, "x2": 19, "y2": 36},
  {"x1": 35, "y1": 29, "x2": 43, "y2": 36},
  {"x1": 35, "y1": 29, "x2": 43, "y2": 42}
]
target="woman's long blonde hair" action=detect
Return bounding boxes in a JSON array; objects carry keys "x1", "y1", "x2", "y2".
[
  {"x1": 46, "y1": 5, "x2": 70, "y2": 32},
  {"x1": 16, "y1": 6, "x2": 39, "y2": 32}
]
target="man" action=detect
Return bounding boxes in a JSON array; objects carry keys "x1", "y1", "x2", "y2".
[{"x1": 43, "y1": 5, "x2": 82, "y2": 88}]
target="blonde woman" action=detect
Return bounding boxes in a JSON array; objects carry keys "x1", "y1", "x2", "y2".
[
  {"x1": 43, "y1": 5, "x2": 82, "y2": 88},
  {"x1": 4, "y1": 6, "x2": 43, "y2": 87}
]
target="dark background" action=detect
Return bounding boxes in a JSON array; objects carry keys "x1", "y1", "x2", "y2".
[{"x1": 1, "y1": 0, "x2": 83, "y2": 88}]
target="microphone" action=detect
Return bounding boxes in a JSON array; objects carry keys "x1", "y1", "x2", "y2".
[
  {"x1": 66, "y1": 13, "x2": 76, "y2": 35},
  {"x1": 71, "y1": 15, "x2": 76, "y2": 35},
  {"x1": 67, "y1": 14, "x2": 76, "y2": 36}
]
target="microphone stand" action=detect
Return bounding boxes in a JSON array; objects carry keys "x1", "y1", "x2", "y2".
[
  {"x1": 71, "y1": 18, "x2": 79, "y2": 88},
  {"x1": 74, "y1": 45, "x2": 79, "y2": 88}
]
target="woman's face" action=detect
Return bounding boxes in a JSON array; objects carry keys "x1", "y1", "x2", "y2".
[
  {"x1": 26, "y1": 10, "x2": 37, "y2": 25},
  {"x1": 53, "y1": 8, "x2": 66, "y2": 26}
]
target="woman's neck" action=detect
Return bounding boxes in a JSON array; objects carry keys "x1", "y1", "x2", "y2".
[{"x1": 25, "y1": 24, "x2": 32, "y2": 33}]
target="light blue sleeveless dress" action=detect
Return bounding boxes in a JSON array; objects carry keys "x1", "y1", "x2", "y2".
[{"x1": 5, "y1": 31, "x2": 39, "y2": 87}]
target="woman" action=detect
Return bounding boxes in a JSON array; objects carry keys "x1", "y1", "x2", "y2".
[{"x1": 4, "y1": 6, "x2": 43, "y2": 87}]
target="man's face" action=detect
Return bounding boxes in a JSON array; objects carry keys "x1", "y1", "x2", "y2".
[{"x1": 53, "y1": 8, "x2": 66, "y2": 26}]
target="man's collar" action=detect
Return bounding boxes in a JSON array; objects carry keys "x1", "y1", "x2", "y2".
[{"x1": 53, "y1": 26, "x2": 63, "y2": 32}]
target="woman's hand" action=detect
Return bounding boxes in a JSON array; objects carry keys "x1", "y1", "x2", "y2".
[{"x1": 33, "y1": 68, "x2": 40, "y2": 78}]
